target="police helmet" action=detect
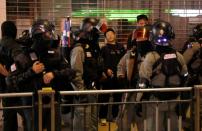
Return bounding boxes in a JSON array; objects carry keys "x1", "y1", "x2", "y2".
[
  {"x1": 31, "y1": 19, "x2": 55, "y2": 38},
  {"x1": 193, "y1": 24, "x2": 202, "y2": 40},
  {"x1": 80, "y1": 17, "x2": 99, "y2": 32},
  {"x1": 16, "y1": 30, "x2": 33, "y2": 47},
  {"x1": 73, "y1": 30, "x2": 90, "y2": 44},
  {"x1": 151, "y1": 20, "x2": 175, "y2": 46},
  {"x1": 135, "y1": 24, "x2": 151, "y2": 41}
]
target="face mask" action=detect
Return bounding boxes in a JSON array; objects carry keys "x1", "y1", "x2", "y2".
[
  {"x1": 136, "y1": 40, "x2": 152, "y2": 56},
  {"x1": 155, "y1": 45, "x2": 172, "y2": 54},
  {"x1": 32, "y1": 36, "x2": 59, "y2": 56},
  {"x1": 32, "y1": 39, "x2": 48, "y2": 56}
]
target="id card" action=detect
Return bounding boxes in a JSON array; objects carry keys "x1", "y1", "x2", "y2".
[
  {"x1": 29, "y1": 52, "x2": 38, "y2": 61},
  {"x1": 10, "y1": 64, "x2": 17, "y2": 72}
]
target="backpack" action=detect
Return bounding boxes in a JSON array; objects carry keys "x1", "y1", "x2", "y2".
[
  {"x1": 188, "y1": 47, "x2": 202, "y2": 75},
  {"x1": 186, "y1": 47, "x2": 202, "y2": 85},
  {"x1": 151, "y1": 50, "x2": 182, "y2": 99}
]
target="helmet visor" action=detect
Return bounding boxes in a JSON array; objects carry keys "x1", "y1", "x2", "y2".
[{"x1": 134, "y1": 26, "x2": 150, "y2": 41}]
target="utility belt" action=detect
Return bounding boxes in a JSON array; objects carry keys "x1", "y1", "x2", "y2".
[{"x1": 152, "y1": 92, "x2": 179, "y2": 100}]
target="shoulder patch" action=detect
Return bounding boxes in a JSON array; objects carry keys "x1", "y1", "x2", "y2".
[
  {"x1": 29, "y1": 52, "x2": 38, "y2": 61},
  {"x1": 48, "y1": 50, "x2": 55, "y2": 54},
  {"x1": 163, "y1": 53, "x2": 177, "y2": 60}
]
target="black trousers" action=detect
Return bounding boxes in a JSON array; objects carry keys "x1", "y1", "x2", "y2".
[{"x1": 98, "y1": 77, "x2": 123, "y2": 120}]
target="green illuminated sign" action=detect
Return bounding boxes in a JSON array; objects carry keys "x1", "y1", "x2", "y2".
[
  {"x1": 72, "y1": 9, "x2": 150, "y2": 21},
  {"x1": 166, "y1": 9, "x2": 202, "y2": 17}
]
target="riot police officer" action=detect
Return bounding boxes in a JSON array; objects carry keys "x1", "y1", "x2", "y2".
[
  {"x1": 70, "y1": 17, "x2": 102, "y2": 131},
  {"x1": 183, "y1": 24, "x2": 202, "y2": 85},
  {"x1": 182, "y1": 24, "x2": 202, "y2": 53},
  {"x1": 182, "y1": 24, "x2": 202, "y2": 131},
  {"x1": 138, "y1": 20, "x2": 188, "y2": 131},
  {"x1": 0, "y1": 20, "x2": 38, "y2": 131},
  {"x1": 116, "y1": 24, "x2": 153, "y2": 131},
  {"x1": 5, "y1": 19, "x2": 76, "y2": 131}
]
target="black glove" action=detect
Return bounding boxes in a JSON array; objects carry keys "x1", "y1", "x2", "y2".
[
  {"x1": 117, "y1": 77, "x2": 126, "y2": 88},
  {"x1": 135, "y1": 104, "x2": 142, "y2": 117},
  {"x1": 137, "y1": 77, "x2": 149, "y2": 89},
  {"x1": 184, "y1": 74, "x2": 198, "y2": 86}
]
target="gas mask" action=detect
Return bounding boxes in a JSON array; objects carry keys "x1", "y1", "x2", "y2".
[
  {"x1": 32, "y1": 33, "x2": 60, "y2": 57},
  {"x1": 135, "y1": 25, "x2": 152, "y2": 56}
]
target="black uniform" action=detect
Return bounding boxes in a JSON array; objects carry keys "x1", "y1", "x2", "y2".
[
  {"x1": 99, "y1": 43, "x2": 125, "y2": 119},
  {"x1": 6, "y1": 20, "x2": 76, "y2": 131},
  {"x1": 71, "y1": 28, "x2": 101, "y2": 90},
  {"x1": 70, "y1": 28, "x2": 101, "y2": 131},
  {"x1": 0, "y1": 22, "x2": 32, "y2": 131}
]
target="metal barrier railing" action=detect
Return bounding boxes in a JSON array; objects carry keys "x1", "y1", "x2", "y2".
[
  {"x1": 38, "y1": 90, "x2": 55, "y2": 131},
  {"x1": 0, "y1": 92, "x2": 34, "y2": 111},
  {"x1": 59, "y1": 87, "x2": 194, "y2": 131},
  {"x1": 0, "y1": 92, "x2": 34, "y2": 108},
  {"x1": 0, "y1": 91, "x2": 56, "y2": 131},
  {"x1": 0, "y1": 86, "x2": 201, "y2": 131},
  {"x1": 0, "y1": 92, "x2": 34, "y2": 130},
  {"x1": 194, "y1": 85, "x2": 202, "y2": 131}
]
